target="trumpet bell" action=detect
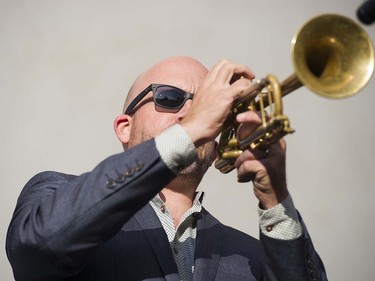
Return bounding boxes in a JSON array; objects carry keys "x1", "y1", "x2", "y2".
[{"x1": 292, "y1": 14, "x2": 375, "y2": 99}]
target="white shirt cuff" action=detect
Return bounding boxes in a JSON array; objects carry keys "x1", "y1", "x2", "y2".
[
  {"x1": 155, "y1": 124, "x2": 197, "y2": 174},
  {"x1": 258, "y1": 194, "x2": 302, "y2": 240}
]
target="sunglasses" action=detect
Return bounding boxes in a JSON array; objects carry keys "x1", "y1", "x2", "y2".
[{"x1": 124, "y1": 84, "x2": 194, "y2": 114}]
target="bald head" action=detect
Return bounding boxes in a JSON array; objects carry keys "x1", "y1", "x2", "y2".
[{"x1": 123, "y1": 56, "x2": 208, "y2": 112}]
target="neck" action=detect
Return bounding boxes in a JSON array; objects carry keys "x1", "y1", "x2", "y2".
[{"x1": 160, "y1": 176, "x2": 198, "y2": 228}]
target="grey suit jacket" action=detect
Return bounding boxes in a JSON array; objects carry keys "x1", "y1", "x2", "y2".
[{"x1": 6, "y1": 138, "x2": 327, "y2": 281}]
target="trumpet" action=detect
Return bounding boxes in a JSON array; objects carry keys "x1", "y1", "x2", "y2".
[{"x1": 215, "y1": 14, "x2": 375, "y2": 174}]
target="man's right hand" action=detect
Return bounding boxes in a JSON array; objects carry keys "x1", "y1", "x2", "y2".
[{"x1": 180, "y1": 59, "x2": 255, "y2": 148}]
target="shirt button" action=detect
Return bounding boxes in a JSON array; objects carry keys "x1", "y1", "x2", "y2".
[
  {"x1": 266, "y1": 225, "x2": 273, "y2": 232},
  {"x1": 160, "y1": 205, "x2": 166, "y2": 213}
]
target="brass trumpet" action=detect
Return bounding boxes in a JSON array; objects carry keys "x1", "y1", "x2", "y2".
[{"x1": 215, "y1": 14, "x2": 375, "y2": 174}]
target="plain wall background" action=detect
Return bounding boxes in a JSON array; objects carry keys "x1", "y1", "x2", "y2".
[{"x1": 1, "y1": 0, "x2": 374, "y2": 280}]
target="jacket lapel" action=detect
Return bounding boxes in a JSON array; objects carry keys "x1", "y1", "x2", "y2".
[
  {"x1": 134, "y1": 204, "x2": 180, "y2": 281},
  {"x1": 193, "y1": 208, "x2": 221, "y2": 281}
]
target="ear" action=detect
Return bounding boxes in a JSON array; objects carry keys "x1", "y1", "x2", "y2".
[{"x1": 114, "y1": 114, "x2": 132, "y2": 147}]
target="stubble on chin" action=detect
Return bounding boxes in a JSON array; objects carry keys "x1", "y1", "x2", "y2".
[
  {"x1": 179, "y1": 142, "x2": 216, "y2": 176},
  {"x1": 127, "y1": 128, "x2": 153, "y2": 149},
  {"x1": 127, "y1": 124, "x2": 217, "y2": 181}
]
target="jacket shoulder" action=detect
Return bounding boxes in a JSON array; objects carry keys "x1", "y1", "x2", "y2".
[{"x1": 18, "y1": 171, "x2": 78, "y2": 201}]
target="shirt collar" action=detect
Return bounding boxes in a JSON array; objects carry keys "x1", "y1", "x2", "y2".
[{"x1": 150, "y1": 191, "x2": 204, "y2": 212}]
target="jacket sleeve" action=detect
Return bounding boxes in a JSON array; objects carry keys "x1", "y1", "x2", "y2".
[
  {"x1": 260, "y1": 213, "x2": 327, "y2": 281},
  {"x1": 6, "y1": 138, "x2": 176, "y2": 280}
]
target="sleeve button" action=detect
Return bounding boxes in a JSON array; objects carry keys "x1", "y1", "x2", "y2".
[
  {"x1": 124, "y1": 168, "x2": 133, "y2": 177},
  {"x1": 115, "y1": 174, "x2": 126, "y2": 183},
  {"x1": 135, "y1": 162, "x2": 144, "y2": 171},
  {"x1": 106, "y1": 179, "x2": 117, "y2": 189}
]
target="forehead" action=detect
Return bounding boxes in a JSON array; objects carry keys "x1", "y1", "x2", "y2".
[
  {"x1": 124, "y1": 57, "x2": 208, "y2": 111},
  {"x1": 138, "y1": 59, "x2": 206, "y2": 91}
]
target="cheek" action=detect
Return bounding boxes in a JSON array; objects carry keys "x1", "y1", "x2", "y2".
[
  {"x1": 144, "y1": 111, "x2": 178, "y2": 133},
  {"x1": 130, "y1": 112, "x2": 176, "y2": 142}
]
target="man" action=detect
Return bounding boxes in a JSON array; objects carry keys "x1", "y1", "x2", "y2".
[{"x1": 6, "y1": 56, "x2": 327, "y2": 280}]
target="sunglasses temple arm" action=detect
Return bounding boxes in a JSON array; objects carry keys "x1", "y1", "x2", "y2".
[{"x1": 124, "y1": 85, "x2": 153, "y2": 114}]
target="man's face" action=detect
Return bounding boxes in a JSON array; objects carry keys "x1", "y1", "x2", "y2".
[
  {"x1": 127, "y1": 85, "x2": 217, "y2": 177},
  {"x1": 124, "y1": 58, "x2": 217, "y2": 178}
]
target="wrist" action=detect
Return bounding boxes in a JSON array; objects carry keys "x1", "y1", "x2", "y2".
[
  {"x1": 180, "y1": 119, "x2": 209, "y2": 148},
  {"x1": 256, "y1": 188, "x2": 289, "y2": 210}
]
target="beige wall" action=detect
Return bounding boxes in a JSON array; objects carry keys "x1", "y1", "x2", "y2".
[{"x1": 1, "y1": 0, "x2": 374, "y2": 280}]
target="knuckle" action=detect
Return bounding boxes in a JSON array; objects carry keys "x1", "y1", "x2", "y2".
[
  {"x1": 220, "y1": 58, "x2": 230, "y2": 64},
  {"x1": 237, "y1": 77, "x2": 252, "y2": 90}
]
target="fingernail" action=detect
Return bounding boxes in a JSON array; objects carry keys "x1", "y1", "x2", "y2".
[{"x1": 236, "y1": 113, "x2": 245, "y2": 122}]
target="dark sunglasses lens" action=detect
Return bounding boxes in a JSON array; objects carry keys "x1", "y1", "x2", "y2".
[{"x1": 154, "y1": 87, "x2": 185, "y2": 108}]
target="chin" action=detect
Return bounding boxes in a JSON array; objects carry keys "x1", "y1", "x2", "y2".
[
  {"x1": 178, "y1": 153, "x2": 215, "y2": 178},
  {"x1": 179, "y1": 162, "x2": 200, "y2": 175}
]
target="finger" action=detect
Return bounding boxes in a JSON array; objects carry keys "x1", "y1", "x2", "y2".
[
  {"x1": 210, "y1": 59, "x2": 255, "y2": 85},
  {"x1": 236, "y1": 158, "x2": 266, "y2": 183},
  {"x1": 234, "y1": 147, "x2": 269, "y2": 170},
  {"x1": 279, "y1": 138, "x2": 287, "y2": 151},
  {"x1": 236, "y1": 111, "x2": 263, "y2": 141},
  {"x1": 236, "y1": 110, "x2": 262, "y2": 124},
  {"x1": 229, "y1": 63, "x2": 255, "y2": 81},
  {"x1": 234, "y1": 149, "x2": 257, "y2": 169},
  {"x1": 229, "y1": 77, "x2": 254, "y2": 101},
  {"x1": 237, "y1": 172, "x2": 255, "y2": 183},
  {"x1": 204, "y1": 59, "x2": 232, "y2": 84}
]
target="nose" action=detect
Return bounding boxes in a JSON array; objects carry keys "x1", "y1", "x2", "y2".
[{"x1": 176, "y1": 99, "x2": 192, "y2": 122}]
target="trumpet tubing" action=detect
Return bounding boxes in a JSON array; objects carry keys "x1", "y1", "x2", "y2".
[{"x1": 215, "y1": 14, "x2": 374, "y2": 174}]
